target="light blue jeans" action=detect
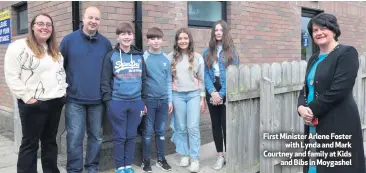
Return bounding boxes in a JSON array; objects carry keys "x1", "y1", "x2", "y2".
[
  {"x1": 65, "y1": 102, "x2": 104, "y2": 173},
  {"x1": 171, "y1": 90, "x2": 201, "y2": 160}
]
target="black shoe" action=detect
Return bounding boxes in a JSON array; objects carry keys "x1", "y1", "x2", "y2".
[
  {"x1": 141, "y1": 159, "x2": 152, "y2": 173},
  {"x1": 156, "y1": 159, "x2": 172, "y2": 171}
]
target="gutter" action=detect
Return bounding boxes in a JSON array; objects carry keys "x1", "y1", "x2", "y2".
[
  {"x1": 134, "y1": 1, "x2": 143, "y2": 50},
  {"x1": 72, "y1": 1, "x2": 80, "y2": 31}
]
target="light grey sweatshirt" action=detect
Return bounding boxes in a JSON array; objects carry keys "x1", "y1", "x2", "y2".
[{"x1": 168, "y1": 52, "x2": 205, "y2": 97}]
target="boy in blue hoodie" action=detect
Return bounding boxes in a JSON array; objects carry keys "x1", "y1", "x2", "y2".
[
  {"x1": 101, "y1": 22, "x2": 146, "y2": 173},
  {"x1": 141, "y1": 27, "x2": 172, "y2": 173}
]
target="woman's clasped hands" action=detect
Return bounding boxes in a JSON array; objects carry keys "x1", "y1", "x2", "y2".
[{"x1": 298, "y1": 105, "x2": 314, "y2": 126}]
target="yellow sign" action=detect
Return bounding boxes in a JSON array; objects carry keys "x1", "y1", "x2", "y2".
[{"x1": 0, "y1": 10, "x2": 10, "y2": 21}]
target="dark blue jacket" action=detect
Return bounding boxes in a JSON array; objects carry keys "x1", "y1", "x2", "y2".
[{"x1": 60, "y1": 28, "x2": 113, "y2": 104}]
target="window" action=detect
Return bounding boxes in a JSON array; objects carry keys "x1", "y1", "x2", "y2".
[
  {"x1": 301, "y1": 7, "x2": 323, "y2": 61},
  {"x1": 188, "y1": 1, "x2": 227, "y2": 28},
  {"x1": 13, "y1": 2, "x2": 28, "y2": 35}
]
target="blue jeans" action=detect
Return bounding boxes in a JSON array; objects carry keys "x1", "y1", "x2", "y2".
[
  {"x1": 108, "y1": 99, "x2": 144, "y2": 168},
  {"x1": 142, "y1": 98, "x2": 168, "y2": 160},
  {"x1": 171, "y1": 90, "x2": 201, "y2": 160},
  {"x1": 65, "y1": 102, "x2": 104, "y2": 173}
]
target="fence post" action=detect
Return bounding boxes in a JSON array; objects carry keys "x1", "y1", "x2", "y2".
[
  {"x1": 260, "y1": 77, "x2": 275, "y2": 173},
  {"x1": 354, "y1": 56, "x2": 363, "y2": 119},
  {"x1": 357, "y1": 55, "x2": 366, "y2": 138}
]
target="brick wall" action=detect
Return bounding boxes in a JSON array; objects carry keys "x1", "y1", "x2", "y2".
[
  {"x1": 228, "y1": 1, "x2": 301, "y2": 64},
  {"x1": 79, "y1": 1, "x2": 134, "y2": 42},
  {"x1": 0, "y1": 2, "x2": 73, "y2": 110},
  {"x1": 27, "y1": 2, "x2": 73, "y2": 44},
  {"x1": 140, "y1": 1, "x2": 366, "y2": 64},
  {"x1": 0, "y1": 2, "x2": 23, "y2": 109},
  {"x1": 141, "y1": 1, "x2": 189, "y2": 53},
  {"x1": 1, "y1": 0, "x2": 366, "y2": 123},
  {"x1": 297, "y1": 1, "x2": 366, "y2": 55}
]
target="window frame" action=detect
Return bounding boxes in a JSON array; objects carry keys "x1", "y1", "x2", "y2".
[
  {"x1": 301, "y1": 7, "x2": 324, "y2": 60},
  {"x1": 13, "y1": 2, "x2": 28, "y2": 35},
  {"x1": 188, "y1": 1, "x2": 227, "y2": 28}
]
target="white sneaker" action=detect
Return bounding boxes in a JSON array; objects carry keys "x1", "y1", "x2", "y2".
[
  {"x1": 180, "y1": 156, "x2": 190, "y2": 167},
  {"x1": 213, "y1": 156, "x2": 226, "y2": 170},
  {"x1": 189, "y1": 160, "x2": 199, "y2": 172}
]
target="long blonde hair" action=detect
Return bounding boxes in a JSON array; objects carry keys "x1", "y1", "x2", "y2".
[
  {"x1": 26, "y1": 13, "x2": 60, "y2": 61},
  {"x1": 171, "y1": 28, "x2": 195, "y2": 78}
]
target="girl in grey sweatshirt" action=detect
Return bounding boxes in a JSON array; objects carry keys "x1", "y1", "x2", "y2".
[{"x1": 168, "y1": 28, "x2": 205, "y2": 173}]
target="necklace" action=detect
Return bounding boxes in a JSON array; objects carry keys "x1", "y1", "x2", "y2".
[
  {"x1": 309, "y1": 44, "x2": 340, "y2": 86},
  {"x1": 320, "y1": 42, "x2": 339, "y2": 54}
]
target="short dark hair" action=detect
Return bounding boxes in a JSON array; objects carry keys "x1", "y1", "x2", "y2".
[
  {"x1": 146, "y1": 27, "x2": 164, "y2": 39},
  {"x1": 116, "y1": 22, "x2": 134, "y2": 35},
  {"x1": 307, "y1": 13, "x2": 341, "y2": 41}
]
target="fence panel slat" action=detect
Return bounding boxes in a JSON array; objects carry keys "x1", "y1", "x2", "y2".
[
  {"x1": 250, "y1": 64, "x2": 261, "y2": 170},
  {"x1": 260, "y1": 77, "x2": 275, "y2": 173},
  {"x1": 281, "y1": 62, "x2": 292, "y2": 155},
  {"x1": 359, "y1": 55, "x2": 366, "y2": 138},
  {"x1": 239, "y1": 64, "x2": 250, "y2": 171},
  {"x1": 262, "y1": 63, "x2": 270, "y2": 79},
  {"x1": 271, "y1": 62, "x2": 282, "y2": 87},
  {"x1": 271, "y1": 63, "x2": 282, "y2": 165},
  {"x1": 227, "y1": 56, "x2": 366, "y2": 173},
  {"x1": 227, "y1": 65, "x2": 239, "y2": 173}
]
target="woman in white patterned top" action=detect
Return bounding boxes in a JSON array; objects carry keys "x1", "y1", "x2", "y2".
[{"x1": 4, "y1": 13, "x2": 67, "y2": 173}]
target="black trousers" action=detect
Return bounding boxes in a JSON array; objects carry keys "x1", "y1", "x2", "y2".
[
  {"x1": 17, "y1": 97, "x2": 65, "y2": 173},
  {"x1": 206, "y1": 76, "x2": 226, "y2": 153}
]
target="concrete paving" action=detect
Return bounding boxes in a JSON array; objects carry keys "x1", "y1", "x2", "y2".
[
  {"x1": 0, "y1": 128, "x2": 67, "y2": 173},
  {"x1": 0, "y1": 128, "x2": 224, "y2": 173},
  {"x1": 3, "y1": 126, "x2": 366, "y2": 173},
  {"x1": 120, "y1": 142, "x2": 226, "y2": 173}
]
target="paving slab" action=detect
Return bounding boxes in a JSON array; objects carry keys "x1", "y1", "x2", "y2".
[
  {"x1": 0, "y1": 128, "x2": 224, "y2": 173},
  {"x1": 101, "y1": 142, "x2": 225, "y2": 173}
]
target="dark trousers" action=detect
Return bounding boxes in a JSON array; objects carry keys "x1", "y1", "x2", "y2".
[
  {"x1": 206, "y1": 76, "x2": 226, "y2": 153},
  {"x1": 108, "y1": 99, "x2": 144, "y2": 168},
  {"x1": 17, "y1": 97, "x2": 65, "y2": 173}
]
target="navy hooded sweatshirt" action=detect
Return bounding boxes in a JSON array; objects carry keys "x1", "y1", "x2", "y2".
[{"x1": 101, "y1": 43, "x2": 146, "y2": 103}]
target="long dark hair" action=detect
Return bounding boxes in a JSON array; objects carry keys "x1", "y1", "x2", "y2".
[
  {"x1": 171, "y1": 28, "x2": 195, "y2": 78},
  {"x1": 205, "y1": 20, "x2": 236, "y2": 68},
  {"x1": 26, "y1": 13, "x2": 60, "y2": 61}
]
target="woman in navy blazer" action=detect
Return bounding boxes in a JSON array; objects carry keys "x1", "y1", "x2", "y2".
[{"x1": 297, "y1": 13, "x2": 365, "y2": 173}]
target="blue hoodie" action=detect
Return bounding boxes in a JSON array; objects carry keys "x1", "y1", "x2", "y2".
[{"x1": 101, "y1": 43, "x2": 146, "y2": 102}]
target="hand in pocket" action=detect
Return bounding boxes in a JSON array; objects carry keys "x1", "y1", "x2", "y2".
[{"x1": 26, "y1": 98, "x2": 38, "y2": 104}]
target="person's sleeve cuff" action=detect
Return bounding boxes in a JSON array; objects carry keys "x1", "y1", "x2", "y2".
[
  {"x1": 201, "y1": 91, "x2": 206, "y2": 97},
  {"x1": 21, "y1": 93, "x2": 33, "y2": 103}
]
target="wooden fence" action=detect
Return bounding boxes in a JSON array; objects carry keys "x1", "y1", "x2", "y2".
[{"x1": 226, "y1": 53, "x2": 366, "y2": 173}]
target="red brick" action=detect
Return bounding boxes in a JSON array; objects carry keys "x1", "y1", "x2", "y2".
[
  {"x1": 148, "y1": 11, "x2": 162, "y2": 17},
  {"x1": 1, "y1": 1, "x2": 366, "y2": 110}
]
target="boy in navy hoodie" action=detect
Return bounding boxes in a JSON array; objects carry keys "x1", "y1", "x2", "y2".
[
  {"x1": 101, "y1": 22, "x2": 146, "y2": 173},
  {"x1": 141, "y1": 27, "x2": 172, "y2": 172}
]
